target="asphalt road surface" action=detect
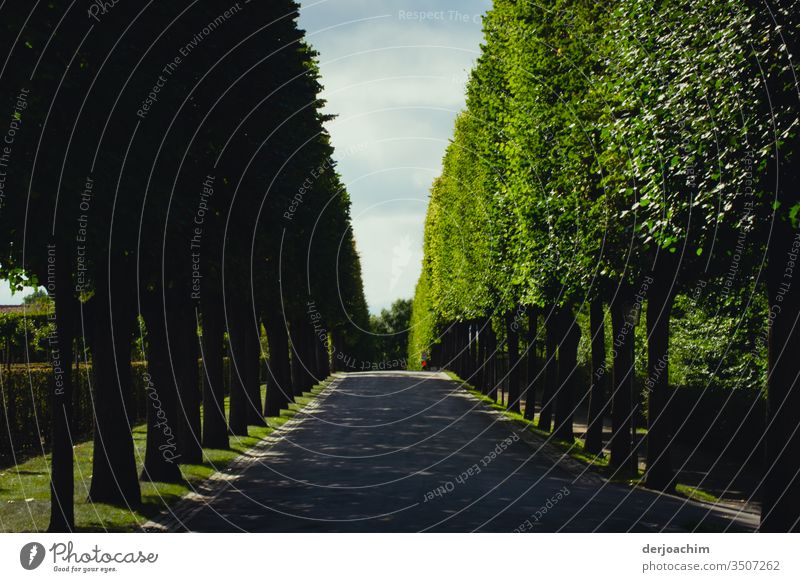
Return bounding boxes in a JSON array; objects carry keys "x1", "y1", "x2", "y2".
[{"x1": 176, "y1": 371, "x2": 758, "y2": 532}]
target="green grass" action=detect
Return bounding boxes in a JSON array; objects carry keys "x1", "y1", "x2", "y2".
[
  {"x1": 0, "y1": 380, "x2": 329, "y2": 532},
  {"x1": 675, "y1": 483, "x2": 721, "y2": 504},
  {"x1": 443, "y1": 371, "x2": 723, "y2": 504}
]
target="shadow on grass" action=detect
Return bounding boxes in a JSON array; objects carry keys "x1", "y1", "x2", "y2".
[
  {"x1": 446, "y1": 371, "x2": 732, "y2": 508},
  {"x1": 0, "y1": 378, "x2": 332, "y2": 532}
]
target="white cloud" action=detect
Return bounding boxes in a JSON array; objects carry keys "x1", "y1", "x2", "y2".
[
  {"x1": 0, "y1": 281, "x2": 41, "y2": 305},
  {"x1": 299, "y1": 0, "x2": 491, "y2": 312},
  {"x1": 352, "y1": 210, "x2": 425, "y2": 312}
]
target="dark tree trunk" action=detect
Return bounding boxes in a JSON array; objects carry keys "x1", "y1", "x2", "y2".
[
  {"x1": 476, "y1": 321, "x2": 489, "y2": 394},
  {"x1": 290, "y1": 325, "x2": 302, "y2": 395},
  {"x1": 467, "y1": 321, "x2": 478, "y2": 386},
  {"x1": 486, "y1": 323, "x2": 498, "y2": 401},
  {"x1": 609, "y1": 294, "x2": 635, "y2": 471},
  {"x1": 264, "y1": 312, "x2": 292, "y2": 417},
  {"x1": 245, "y1": 318, "x2": 265, "y2": 426},
  {"x1": 456, "y1": 322, "x2": 465, "y2": 379},
  {"x1": 476, "y1": 321, "x2": 487, "y2": 393},
  {"x1": 290, "y1": 318, "x2": 314, "y2": 396},
  {"x1": 47, "y1": 255, "x2": 76, "y2": 532},
  {"x1": 450, "y1": 324, "x2": 458, "y2": 374},
  {"x1": 442, "y1": 326, "x2": 452, "y2": 371},
  {"x1": 302, "y1": 334, "x2": 316, "y2": 382},
  {"x1": 537, "y1": 309, "x2": 559, "y2": 432},
  {"x1": 454, "y1": 323, "x2": 461, "y2": 377},
  {"x1": 553, "y1": 306, "x2": 581, "y2": 442},
  {"x1": 175, "y1": 306, "x2": 203, "y2": 463},
  {"x1": 226, "y1": 297, "x2": 249, "y2": 436},
  {"x1": 330, "y1": 329, "x2": 341, "y2": 373},
  {"x1": 585, "y1": 299, "x2": 608, "y2": 455},
  {"x1": 762, "y1": 222, "x2": 800, "y2": 532},
  {"x1": 305, "y1": 317, "x2": 321, "y2": 385},
  {"x1": 200, "y1": 294, "x2": 228, "y2": 449},
  {"x1": 505, "y1": 311, "x2": 521, "y2": 413},
  {"x1": 644, "y1": 272, "x2": 676, "y2": 492},
  {"x1": 463, "y1": 322, "x2": 469, "y2": 377},
  {"x1": 87, "y1": 286, "x2": 141, "y2": 506},
  {"x1": 737, "y1": 2, "x2": 800, "y2": 532},
  {"x1": 523, "y1": 308, "x2": 538, "y2": 421},
  {"x1": 328, "y1": 329, "x2": 337, "y2": 373},
  {"x1": 457, "y1": 322, "x2": 465, "y2": 378},
  {"x1": 314, "y1": 328, "x2": 330, "y2": 380},
  {"x1": 140, "y1": 294, "x2": 183, "y2": 483},
  {"x1": 471, "y1": 325, "x2": 480, "y2": 386}
]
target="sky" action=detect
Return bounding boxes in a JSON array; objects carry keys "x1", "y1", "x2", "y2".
[
  {"x1": 297, "y1": 0, "x2": 491, "y2": 313},
  {"x1": 0, "y1": 0, "x2": 492, "y2": 309}
]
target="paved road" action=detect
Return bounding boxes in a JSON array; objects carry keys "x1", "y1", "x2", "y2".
[{"x1": 177, "y1": 372, "x2": 758, "y2": 532}]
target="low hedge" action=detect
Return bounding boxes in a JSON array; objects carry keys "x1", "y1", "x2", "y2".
[{"x1": 0, "y1": 358, "x2": 235, "y2": 467}]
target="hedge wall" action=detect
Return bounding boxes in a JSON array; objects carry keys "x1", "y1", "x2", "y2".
[{"x1": 0, "y1": 358, "x2": 234, "y2": 467}]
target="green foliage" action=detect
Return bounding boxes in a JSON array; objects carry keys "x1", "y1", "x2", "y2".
[
  {"x1": 0, "y1": 310, "x2": 53, "y2": 363},
  {"x1": 410, "y1": 0, "x2": 797, "y2": 401},
  {"x1": 21, "y1": 289, "x2": 50, "y2": 307},
  {"x1": 666, "y1": 293, "x2": 768, "y2": 393},
  {"x1": 408, "y1": 269, "x2": 439, "y2": 370},
  {"x1": 370, "y1": 299, "x2": 412, "y2": 367}
]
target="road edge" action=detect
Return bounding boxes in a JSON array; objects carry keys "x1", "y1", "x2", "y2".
[{"x1": 140, "y1": 374, "x2": 343, "y2": 532}]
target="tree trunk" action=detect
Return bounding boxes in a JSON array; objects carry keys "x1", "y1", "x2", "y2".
[
  {"x1": 486, "y1": 323, "x2": 498, "y2": 401},
  {"x1": 305, "y1": 317, "x2": 321, "y2": 385},
  {"x1": 264, "y1": 312, "x2": 292, "y2": 417},
  {"x1": 227, "y1": 300, "x2": 249, "y2": 436},
  {"x1": 455, "y1": 322, "x2": 464, "y2": 378},
  {"x1": 290, "y1": 317, "x2": 315, "y2": 396},
  {"x1": 314, "y1": 328, "x2": 330, "y2": 380},
  {"x1": 644, "y1": 274, "x2": 676, "y2": 492},
  {"x1": 476, "y1": 321, "x2": 487, "y2": 393},
  {"x1": 450, "y1": 324, "x2": 458, "y2": 375},
  {"x1": 553, "y1": 306, "x2": 580, "y2": 442},
  {"x1": 290, "y1": 322, "x2": 303, "y2": 396},
  {"x1": 762, "y1": 224, "x2": 800, "y2": 532},
  {"x1": 505, "y1": 311, "x2": 521, "y2": 413},
  {"x1": 449, "y1": 324, "x2": 458, "y2": 376},
  {"x1": 461, "y1": 322, "x2": 471, "y2": 379},
  {"x1": 87, "y1": 287, "x2": 141, "y2": 506},
  {"x1": 609, "y1": 294, "x2": 635, "y2": 471},
  {"x1": 537, "y1": 309, "x2": 559, "y2": 432},
  {"x1": 47, "y1": 253, "x2": 76, "y2": 532},
  {"x1": 330, "y1": 329, "x2": 341, "y2": 373},
  {"x1": 523, "y1": 308, "x2": 538, "y2": 421},
  {"x1": 140, "y1": 294, "x2": 182, "y2": 483},
  {"x1": 467, "y1": 321, "x2": 478, "y2": 386},
  {"x1": 585, "y1": 299, "x2": 608, "y2": 455},
  {"x1": 441, "y1": 326, "x2": 451, "y2": 372},
  {"x1": 200, "y1": 295, "x2": 228, "y2": 449},
  {"x1": 175, "y1": 306, "x2": 203, "y2": 463},
  {"x1": 245, "y1": 317, "x2": 265, "y2": 426}
]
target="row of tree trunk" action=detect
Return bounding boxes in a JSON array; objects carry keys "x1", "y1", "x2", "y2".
[
  {"x1": 46, "y1": 274, "x2": 333, "y2": 530},
  {"x1": 435, "y1": 244, "x2": 800, "y2": 530},
  {"x1": 434, "y1": 284, "x2": 674, "y2": 488}
]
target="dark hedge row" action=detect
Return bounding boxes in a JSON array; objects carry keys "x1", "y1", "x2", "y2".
[{"x1": 0, "y1": 359, "x2": 234, "y2": 467}]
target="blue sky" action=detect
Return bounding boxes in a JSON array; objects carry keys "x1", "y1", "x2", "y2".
[
  {"x1": 298, "y1": 0, "x2": 491, "y2": 312},
  {"x1": 0, "y1": 0, "x2": 492, "y2": 310}
]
